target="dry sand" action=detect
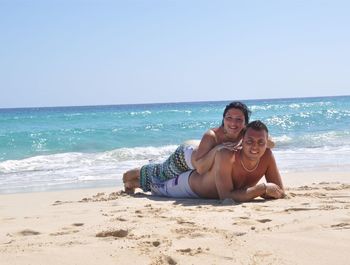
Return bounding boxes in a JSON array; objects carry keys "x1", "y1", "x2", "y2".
[{"x1": 1, "y1": 171, "x2": 349, "y2": 265}]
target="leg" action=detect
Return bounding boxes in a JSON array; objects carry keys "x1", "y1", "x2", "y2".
[
  {"x1": 123, "y1": 168, "x2": 141, "y2": 194},
  {"x1": 126, "y1": 144, "x2": 194, "y2": 194}
]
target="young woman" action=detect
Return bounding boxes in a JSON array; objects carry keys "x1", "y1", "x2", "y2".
[{"x1": 123, "y1": 101, "x2": 252, "y2": 193}]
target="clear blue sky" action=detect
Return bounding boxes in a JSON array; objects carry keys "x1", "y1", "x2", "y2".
[{"x1": 1, "y1": 0, "x2": 349, "y2": 108}]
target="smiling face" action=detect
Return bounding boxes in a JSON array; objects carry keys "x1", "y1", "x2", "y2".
[
  {"x1": 223, "y1": 108, "x2": 246, "y2": 139},
  {"x1": 242, "y1": 127, "x2": 268, "y2": 161}
]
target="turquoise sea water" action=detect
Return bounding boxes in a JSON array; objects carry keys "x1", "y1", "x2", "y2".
[{"x1": 1, "y1": 96, "x2": 350, "y2": 194}]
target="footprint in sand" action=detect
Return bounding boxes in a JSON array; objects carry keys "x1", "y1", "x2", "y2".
[
  {"x1": 167, "y1": 256, "x2": 177, "y2": 265},
  {"x1": 52, "y1": 200, "x2": 73, "y2": 206},
  {"x1": 176, "y1": 247, "x2": 204, "y2": 256},
  {"x1": 50, "y1": 230, "x2": 79, "y2": 236},
  {"x1": 18, "y1": 229, "x2": 41, "y2": 236},
  {"x1": 152, "y1": 241, "x2": 161, "y2": 247},
  {"x1": 72, "y1": 223, "x2": 84, "y2": 227},
  {"x1": 114, "y1": 217, "x2": 127, "y2": 222},
  {"x1": 232, "y1": 219, "x2": 255, "y2": 226},
  {"x1": 257, "y1": 219, "x2": 272, "y2": 223},
  {"x1": 233, "y1": 232, "x2": 246, "y2": 236},
  {"x1": 331, "y1": 223, "x2": 350, "y2": 230},
  {"x1": 79, "y1": 191, "x2": 122, "y2": 203},
  {"x1": 50, "y1": 224, "x2": 82, "y2": 236},
  {"x1": 2, "y1": 217, "x2": 16, "y2": 221},
  {"x1": 96, "y1": 229, "x2": 128, "y2": 238},
  {"x1": 284, "y1": 207, "x2": 318, "y2": 212},
  {"x1": 176, "y1": 217, "x2": 195, "y2": 225},
  {"x1": 152, "y1": 255, "x2": 177, "y2": 265}
]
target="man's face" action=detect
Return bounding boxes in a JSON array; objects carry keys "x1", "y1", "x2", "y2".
[{"x1": 242, "y1": 128, "x2": 268, "y2": 160}]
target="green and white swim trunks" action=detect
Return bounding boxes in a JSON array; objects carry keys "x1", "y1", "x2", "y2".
[{"x1": 139, "y1": 144, "x2": 195, "y2": 192}]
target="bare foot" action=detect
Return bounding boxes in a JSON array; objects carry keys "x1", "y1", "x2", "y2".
[
  {"x1": 124, "y1": 187, "x2": 135, "y2": 194},
  {"x1": 122, "y1": 168, "x2": 141, "y2": 194},
  {"x1": 124, "y1": 182, "x2": 135, "y2": 194}
]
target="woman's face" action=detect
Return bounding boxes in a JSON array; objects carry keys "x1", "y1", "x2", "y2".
[{"x1": 223, "y1": 108, "x2": 246, "y2": 139}]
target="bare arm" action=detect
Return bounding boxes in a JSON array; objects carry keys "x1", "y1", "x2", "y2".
[
  {"x1": 214, "y1": 150, "x2": 267, "y2": 202},
  {"x1": 262, "y1": 149, "x2": 285, "y2": 198},
  {"x1": 191, "y1": 130, "x2": 220, "y2": 174}
]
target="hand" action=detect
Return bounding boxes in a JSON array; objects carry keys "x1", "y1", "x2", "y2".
[{"x1": 263, "y1": 183, "x2": 285, "y2": 199}]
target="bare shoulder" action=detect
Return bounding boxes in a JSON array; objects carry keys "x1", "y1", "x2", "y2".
[
  {"x1": 263, "y1": 148, "x2": 273, "y2": 156},
  {"x1": 261, "y1": 148, "x2": 275, "y2": 163},
  {"x1": 264, "y1": 148, "x2": 273, "y2": 157},
  {"x1": 199, "y1": 129, "x2": 217, "y2": 145},
  {"x1": 204, "y1": 129, "x2": 216, "y2": 138}
]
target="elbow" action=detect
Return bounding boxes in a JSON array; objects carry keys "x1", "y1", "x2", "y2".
[
  {"x1": 193, "y1": 161, "x2": 206, "y2": 175},
  {"x1": 230, "y1": 192, "x2": 251, "y2": 203},
  {"x1": 194, "y1": 161, "x2": 213, "y2": 175},
  {"x1": 218, "y1": 191, "x2": 241, "y2": 202},
  {"x1": 196, "y1": 166, "x2": 206, "y2": 175},
  {"x1": 219, "y1": 194, "x2": 244, "y2": 203}
]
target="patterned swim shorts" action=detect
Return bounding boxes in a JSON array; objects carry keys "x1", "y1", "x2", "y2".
[{"x1": 139, "y1": 144, "x2": 194, "y2": 192}]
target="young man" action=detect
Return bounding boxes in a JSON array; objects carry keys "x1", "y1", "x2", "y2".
[
  {"x1": 149, "y1": 120, "x2": 284, "y2": 202},
  {"x1": 123, "y1": 101, "x2": 251, "y2": 193}
]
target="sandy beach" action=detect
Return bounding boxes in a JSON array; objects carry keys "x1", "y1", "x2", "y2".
[{"x1": 1, "y1": 171, "x2": 349, "y2": 265}]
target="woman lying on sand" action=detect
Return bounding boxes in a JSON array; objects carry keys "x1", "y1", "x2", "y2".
[{"x1": 123, "y1": 101, "x2": 274, "y2": 193}]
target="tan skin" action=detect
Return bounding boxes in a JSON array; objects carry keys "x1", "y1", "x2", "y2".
[
  {"x1": 123, "y1": 108, "x2": 247, "y2": 192},
  {"x1": 191, "y1": 108, "x2": 247, "y2": 174},
  {"x1": 189, "y1": 127, "x2": 284, "y2": 202}
]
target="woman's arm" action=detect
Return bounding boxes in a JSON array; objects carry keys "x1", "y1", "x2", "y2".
[{"x1": 191, "y1": 130, "x2": 221, "y2": 174}]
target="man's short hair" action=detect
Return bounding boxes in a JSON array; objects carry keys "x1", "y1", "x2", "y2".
[
  {"x1": 243, "y1": 120, "x2": 269, "y2": 135},
  {"x1": 222, "y1": 101, "x2": 251, "y2": 126}
]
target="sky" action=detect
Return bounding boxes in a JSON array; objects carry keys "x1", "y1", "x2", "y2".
[{"x1": 0, "y1": 0, "x2": 349, "y2": 108}]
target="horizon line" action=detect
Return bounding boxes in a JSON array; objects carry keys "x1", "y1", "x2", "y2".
[{"x1": 1, "y1": 94, "x2": 349, "y2": 111}]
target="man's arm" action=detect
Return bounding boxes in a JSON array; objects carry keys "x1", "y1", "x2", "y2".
[
  {"x1": 264, "y1": 149, "x2": 284, "y2": 189},
  {"x1": 263, "y1": 149, "x2": 285, "y2": 199},
  {"x1": 214, "y1": 150, "x2": 267, "y2": 202}
]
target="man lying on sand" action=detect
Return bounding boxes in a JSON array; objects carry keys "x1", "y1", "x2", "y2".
[
  {"x1": 123, "y1": 101, "x2": 251, "y2": 193},
  {"x1": 124, "y1": 120, "x2": 285, "y2": 202}
]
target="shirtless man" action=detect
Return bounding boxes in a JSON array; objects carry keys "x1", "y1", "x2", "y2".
[
  {"x1": 149, "y1": 120, "x2": 284, "y2": 202},
  {"x1": 123, "y1": 101, "x2": 251, "y2": 193}
]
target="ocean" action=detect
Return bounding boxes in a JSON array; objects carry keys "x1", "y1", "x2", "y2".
[{"x1": 1, "y1": 96, "x2": 350, "y2": 194}]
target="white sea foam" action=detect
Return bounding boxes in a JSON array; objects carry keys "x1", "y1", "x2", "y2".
[
  {"x1": 130, "y1": 110, "x2": 152, "y2": 116},
  {"x1": 272, "y1": 130, "x2": 350, "y2": 150},
  {"x1": 168, "y1": 109, "x2": 192, "y2": 114},
  {"x1": 272, "y1": 135, "x2": 293, "y2": 146},
  {"x1": 1, "y1": 143, "x2": 349, "y2": 194},
  {"x1": 266, "y1": 116, "x2": 296, "y2": 129},
  {"x1": 0, "y1": 145, "x2": 178, "y2": 194},
  {"x1": 274, "y1": 147, "x2": 350, "y2": 173},
  {"x1": 250, "y1": 105, "x2": 276, "y2": 111}
]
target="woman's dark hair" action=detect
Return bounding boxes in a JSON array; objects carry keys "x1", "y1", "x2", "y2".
[{"x1": 221, "y1": 101, "x2": 251, "y2": 126}]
